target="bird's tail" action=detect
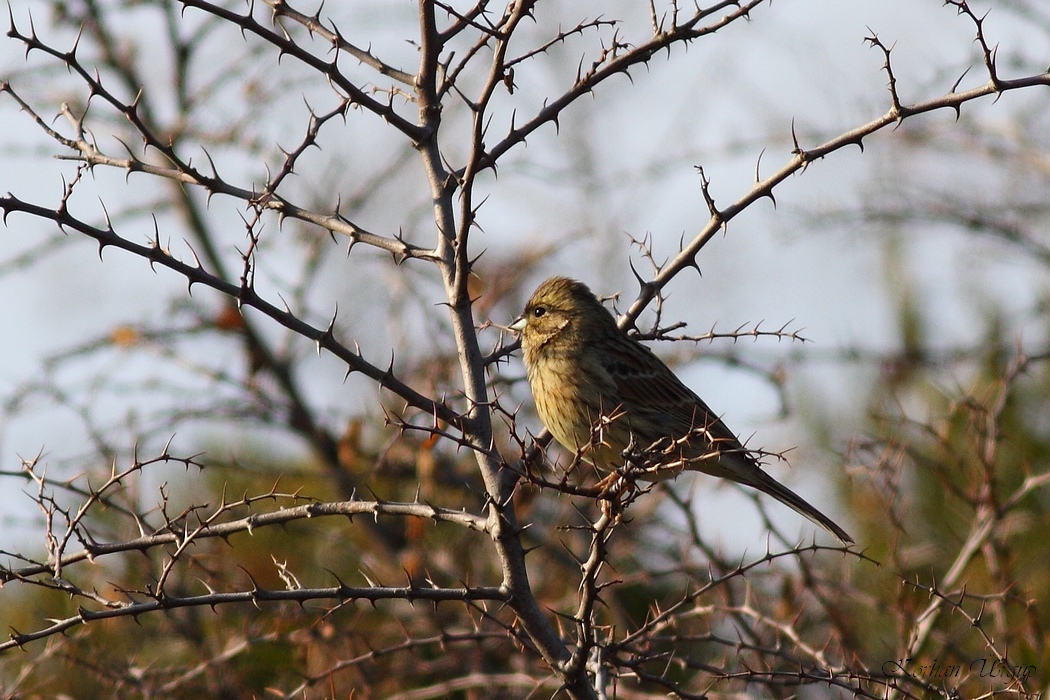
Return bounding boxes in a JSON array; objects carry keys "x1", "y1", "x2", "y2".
[{"x1": 748, "y1": 468, "x2": 854, "y2": 545}]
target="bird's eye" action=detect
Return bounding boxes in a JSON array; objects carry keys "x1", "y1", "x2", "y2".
[{"x1": 532, "y1": 306, "x2": 547, "y2": 318}]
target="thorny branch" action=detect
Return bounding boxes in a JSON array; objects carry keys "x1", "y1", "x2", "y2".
[
  {"x1": 3, "y1": 582, "x2": 508, "y2": 653},
  {"x1": 0, "y1": 193, "x2": 460, "y2": 426},
  {"x1": 2, "y1": 1, "x2": 1049, "y2": 698}
]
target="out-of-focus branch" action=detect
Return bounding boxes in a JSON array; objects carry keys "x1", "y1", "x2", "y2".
[{"x1": 890, "y1": 352, "x2": 1047, "y2": 696}]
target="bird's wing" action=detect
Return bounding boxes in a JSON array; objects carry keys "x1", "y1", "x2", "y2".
[
  {"x1": 599, "y1": 333, "x2": 855, "y2": 545},
  {"x1": 598, "y1": 334, "x2": 748, "y2": 453}
]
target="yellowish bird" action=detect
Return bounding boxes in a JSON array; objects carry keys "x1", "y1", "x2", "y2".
[{"x1": 510, "y1": 276, "x2": 853, "y2": 545}]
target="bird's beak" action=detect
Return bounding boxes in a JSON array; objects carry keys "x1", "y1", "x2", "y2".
[{"x1": 508, "y1": 316, "x2": 527, "y2": 334}]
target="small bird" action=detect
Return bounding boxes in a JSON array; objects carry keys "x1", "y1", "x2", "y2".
[{"x1": 510, "y1": 276, "x2": 853, "y2": 545}]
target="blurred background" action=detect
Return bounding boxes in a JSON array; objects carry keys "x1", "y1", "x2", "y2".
[{"x1": 1, "y1": 0, "x2": 1048, "y2": 697}]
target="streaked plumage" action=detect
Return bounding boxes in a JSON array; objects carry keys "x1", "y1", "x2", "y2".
[{"x1": 511, "y1": 276, "x2": 853, "y2": 545}]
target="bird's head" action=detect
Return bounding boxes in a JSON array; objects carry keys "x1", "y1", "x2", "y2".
[{"x1": 509, "y1": 277, "x2": 613, "y2": 354}]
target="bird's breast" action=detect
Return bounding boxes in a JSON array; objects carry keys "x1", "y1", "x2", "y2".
[{"x1": 527, "y1": 351, "x2": 628, "y2": 471}]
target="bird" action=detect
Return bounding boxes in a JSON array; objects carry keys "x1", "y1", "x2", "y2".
[{"x1": 509, "y1": 276, "x2": 853, "y2": 545}]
